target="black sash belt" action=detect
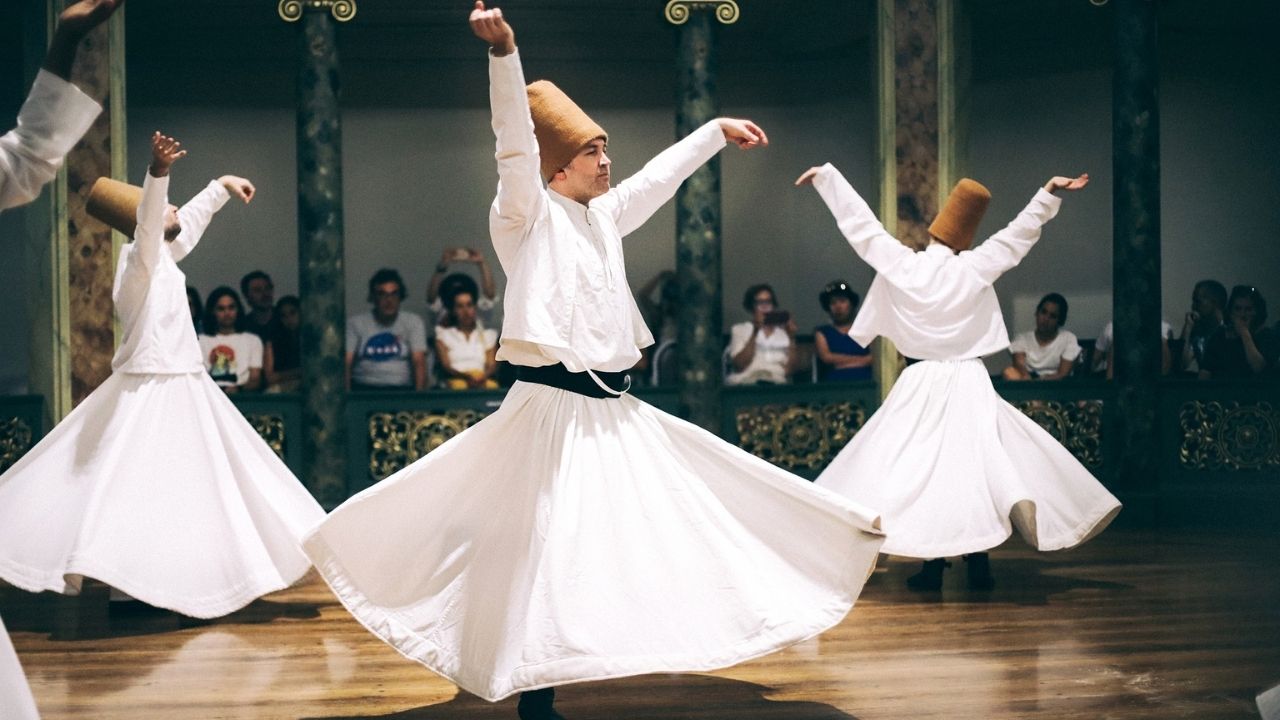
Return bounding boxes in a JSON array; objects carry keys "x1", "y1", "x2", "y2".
[{"x1": 516, "y1": 364, "x2": 629, "y2": 399}]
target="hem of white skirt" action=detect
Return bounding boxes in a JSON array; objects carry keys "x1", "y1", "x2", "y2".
[
  {"x1": 305, "y1": 530, "x2": 876, "y2": 703},
  {"x1": 881, "y1": 498, "x2": 1123, "y2": 559},
  {"x1": 0, "y1": 555, "x2": 306, "y2": 619}
]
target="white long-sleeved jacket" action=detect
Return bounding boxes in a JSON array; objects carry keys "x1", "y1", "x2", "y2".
[
  {"x1": 487, "y1": 50, "x2": 726, "y2": 373},
  {"x1": 0, "y1": 70, "x2": 100, "y2": 212},
  {"x1": 810, "y1": 163, "x2": 1062, "y2": 361}
]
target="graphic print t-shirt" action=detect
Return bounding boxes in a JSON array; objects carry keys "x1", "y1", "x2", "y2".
[
  {"x1": 197, "y1": 332, "x2": 263, "y2": 387},
  {"x1": 346, "y1": 310, "x2": 428, "y2": 387}
]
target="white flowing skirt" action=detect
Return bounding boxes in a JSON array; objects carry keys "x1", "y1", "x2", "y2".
[
  {"x1": 0, "y1": 615, "x2": 38, "y2": 720},
  {"x1": 0, "y1": 372, "x2": 326, "y2": 618},
  {"x1": 304, "y1": 380, "x2": 884, "y2": 702},
  {"x1": 816, "y1": 359, "x2": 1120, "y2": 558}
]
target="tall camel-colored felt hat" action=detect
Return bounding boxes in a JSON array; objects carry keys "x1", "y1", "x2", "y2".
[
  {"x1": 86, "y1": 177, "x2": 144, "y2": 237},
  {"x1": 526, "y1": 80, "x2": 607, "y2": 183},
  {"x1": 928, "y1": 178, "x2": 991, "y2": 251}
]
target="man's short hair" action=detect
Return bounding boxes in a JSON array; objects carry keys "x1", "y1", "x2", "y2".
[
  {"x1": 240, "y1": 270, "x2": 272, "y2": 297},
  {"x1": 368, "y1": 268, "x2": 407, "y2": 302}
]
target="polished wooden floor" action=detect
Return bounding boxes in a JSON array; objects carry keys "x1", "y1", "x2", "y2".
[{"x1": 5, "y1": 528, "x2": 1279, "y2": 719}]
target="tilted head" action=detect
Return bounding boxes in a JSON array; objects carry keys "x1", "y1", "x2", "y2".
[{"x1": 527, "y1": 79, "x2": 610, "y2": 203}]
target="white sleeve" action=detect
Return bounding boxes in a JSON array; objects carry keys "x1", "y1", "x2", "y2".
[
  {"x1": 1061, "y1": 332, "x2": 1082, "y2": 362},
  {"x1": 133, "y1": 172, "x2": 171, "y2": 271},
  {"x1": 726, "y1": 323, "x2": 752, "y2": 356},
  {"x1": 0, "y1": 70, "x2": 101, "y2": 211},
  {"x1": 487, "y1": 49, "x2": 547, "y2": 272},
  {"x1": 1009, "y1": 331, "x2": 1030, "y2": 355},
  {"x1": 810, "y1": 163, "x2": 920, "y2": 285},
  {"x1": 963, "y1": 189, "x2": 1062, "y2": 286},
  {"x1": 170, "y1": 180, "x2": 231, "y2": 260}
]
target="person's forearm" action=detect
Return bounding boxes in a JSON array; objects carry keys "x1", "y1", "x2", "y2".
[
  {"x1": 413, "y1": 359, "x2": 427, "y2": 390},
  {"x1": 731, "y1": 342, "x2": 756, "y2": 372}
]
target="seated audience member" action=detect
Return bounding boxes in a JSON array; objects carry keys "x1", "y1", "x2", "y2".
[
  {"x1": 240, "y1": 270, "x2": 277, "y2": 342},
  {"x1": 435, "y1": 274, "x2": 499, "y2": 390},
  {"x1": 1178, "y1": 279, "x2": 1227, "y2": 374},
  {"x1": 346, "y1": 268, "x2": 428, "y2": 391},
  {"x1": 426, "y1": 246, "x2": 498, "y2": 326},
  {"x1": 726, "y1": 283, "x2": 797, "y2": 386},
  {"x1": 1199, "y1": 285, "x2": 1277, "y2": 379},
  {"x1": 186, "y1": 286, "x2": 202, "y2": 333},
  {"x1": 1003, "y1": 292, "x2": 1080, "y2": 381},
  {"x1": 1091, "y1": 319, "x2": 1174, "y2": 379},
  {"x1": 198, "y1": 286, "x2": 263, "y2": 394},
  {"x1": 814, "y1": 280, "x2": 873, "y2": 382},
  {"x1": 264, "y1": 295, "x2": 302, "y2": 393}
]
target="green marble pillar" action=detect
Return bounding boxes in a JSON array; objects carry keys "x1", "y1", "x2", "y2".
[
  {"x1": 670, "y1": 4, "x2": 726, "y2": 433},
  {"x1": 291, "y1": 5, "x2": 348, "y2": 507},
  {"x1": 1112, "y1": 0, "x2": 1160, "y2": 502}
]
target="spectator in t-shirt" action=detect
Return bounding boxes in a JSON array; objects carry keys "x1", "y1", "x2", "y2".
[
  {"x1": 1177, "y1": 279, "x2": 1227, "y2": 374},
  {"x1": 198, "y1": 286, "x2": 263, "y2": 393},
  {"x1": 263, "y1": 295, "x2": 302, "y2": 393},
  {"x1": 1200, "y1": 285, "x2": 1277, "y2": 379},
  {"x1": 240, "y1": 270, "x2": 277, "y2": 342},
  {"x1": 1090, "y1": 319, "x2": 1174, "y2": 379},
  {"x1": 1003, "y1": 292, "x2": 1080, "y2": 381},
  {"x1": 425, "y1": 247, "x2": 498, "y2": 327},
  {"x1": 726, "y1": 283, "x2": 797, "y2": 386},
  {"x1": 346, "y1": 268, "x2": 428, "y2": 391},
  {"x1": 435, "y1": 274, "x2": 499, "y2": 390},
  {"x1": 814, "y1": 280, "x2": 872, "y2": 382}
]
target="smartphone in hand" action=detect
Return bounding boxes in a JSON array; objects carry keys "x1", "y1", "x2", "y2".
[{"x1": 763, "y1": 310, "x2": 790, "y2": 326}]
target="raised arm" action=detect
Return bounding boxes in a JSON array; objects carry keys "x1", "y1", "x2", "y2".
[
  {"x1": 134, "y1": 132, "x2": 185, "y2": 270},
  {"x1": 169, "y1": 175, "x2": 249, "y2": 260},
  {"x1": 473, "y1": 2, "x2": 544, "y2": 268},
  {"x1": 0, "y1": 73, "x2": 100, "y2": 210},
  {"x1": 600, "y1": 118, "x2": 761, "y2": 237},
  {"x1": 964, "y1": 175, "x2": 1084, "y2": 285},
  {"x1": 798, "y1": 163, "x2": 918, "y2": 285}
]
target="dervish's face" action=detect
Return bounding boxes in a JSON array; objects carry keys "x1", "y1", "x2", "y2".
[
  {"x1": 163, "y1": 205, "x2": 181, "y2": 241},
  {"x1": 553, "y1": 138, "x2": 611, "y2": 204}
]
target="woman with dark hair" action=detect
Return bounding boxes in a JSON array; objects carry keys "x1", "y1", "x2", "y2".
[
  {"x1": 814, "y1": 280, "x2": 873, "y2": 382},
  {"x1": 198, "y1": 286, "x2": 263, "y2": 393},
  {"x1": 1004, "y1": 292, "x2": 1080, "y2": 380},
  {"x1": 435, "y1": 273, "x2": 499, "y2": 389},
  {"x1": 1200, "y1": 285, "x2": 1277, "y2": 378},
  {"x1": 726, "y1": 283, "x2": 797, "y2": 385},
  {"x1": 264, "y1": 295, "x2": 302, "y2": 392}
]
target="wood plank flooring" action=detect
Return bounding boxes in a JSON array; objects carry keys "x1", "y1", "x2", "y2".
[{"x1": 5, "y1": 528, "x2": 1279, "y2": 719}]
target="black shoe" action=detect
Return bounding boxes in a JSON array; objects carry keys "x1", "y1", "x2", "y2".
[
  {"x1": 964, "y1": 552, "x2": 994, "y2": 591},
  {"x1": 906, "y1": 558, "x2": 950, "y2": 591},
  {"x1": 518, "y1": 688, "x2": 565, "y2": 720}
]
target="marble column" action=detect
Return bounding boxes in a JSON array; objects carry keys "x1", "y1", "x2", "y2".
[
  {"x1": 874, "y1": 0, "x2": 955, "y2": 398},
  {"x1": 24, "y1": 0, "x2": 125, "y2": 421},
  {"x1": 1112, "y1": 0, "x2": 1160, "y2": 499},
  {"x1": 286, "y1": 1, "x2": 352, "y2": 507},
  {"x1": 669, "y1": 2, "x2": 731, "y2": 433}
]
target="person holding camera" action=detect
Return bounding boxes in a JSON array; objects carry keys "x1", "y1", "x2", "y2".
[{"x1": 726, "y1": 283, "x2": 798, "y2": 386}]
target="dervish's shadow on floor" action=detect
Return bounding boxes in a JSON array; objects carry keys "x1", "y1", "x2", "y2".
[{"x1": 305, "y1": 673, "x2": 862, "y2": 720}]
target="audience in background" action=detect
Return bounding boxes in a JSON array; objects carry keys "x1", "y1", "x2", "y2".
[
  {"x1": 434, "y1": 274, "x2": 499, "y2": 390},
  {"x1": 198, "y1": 286, "x2": 263, "y2": 394},
  {"x1": 346, "y1": 268, "x2": 428, "y2": 391},
  {"x1": 1090, "y1": 319, "x2": 1173, "y2": 379},
  {"x1": 264, "y1": 295, "x2": 302, "y2": 393},
  {"x1": 1200, "y1": 285, "x2": 1277, "y2": 379},
  {"x1": 726, "y1": 283, "x2": 797, "y2": 386},
  {"x1": 1178, "y1": 279, "x2": 1227, "y2": 374},
  {"x1": 240, "y1": 270, "x2": 277, "y2": 342},
  {"x1": 426, "y1": 247, "x2": 498, "y2": 327},
  {"x1": 1004, "y1": 292, "x2": 1080, "y2": 381},
  {"x1": 186, "y1": 286, "x2": 202, "y2": 333},
  {"x1": 814, "y1": 280, "x2": 873, "y2": 382}
]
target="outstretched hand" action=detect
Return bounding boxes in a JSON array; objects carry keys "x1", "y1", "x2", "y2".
[
  {"x1": 718, "y1": 118, "x2": 768, "y2": 150},
  {"x1": 56, "y1": 0, "x2": 123, "y2": 42},
  {"x1": 149, "y1": 132, "x2": 187, "y2": 177},
  {"x1": 470, "y1": 1, "x2": 515, "y2": 56},
  {"x1": 794, "y1": 166, "x2": 823, "y2": 186},
  {"x1": 219, "y1": 175, "x2": 256, "y2": 204},
  {"x1": 1044, "y1": 173, "x2": 1089, "y2": 194}
]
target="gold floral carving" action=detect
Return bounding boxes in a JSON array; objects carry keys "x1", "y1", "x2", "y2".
[
  {"x1": 0, "y1": 417, "x2": 34, "y2": 473},
  {"x1": 1179, "y1": 401, "x2": 1279, "y2": 471},
  {"x1": 246, "y1": 414, "x2": 287, "y2": 459},
  {"x1": 1016, "y1": 400, "x2": 1104, "y2": 469},
  {"x1": 735, "y1": 401, "x2": 866, "y2": 472},
  {"x1": 368, "y1": 409, "x2": 488, "y2": 481}
]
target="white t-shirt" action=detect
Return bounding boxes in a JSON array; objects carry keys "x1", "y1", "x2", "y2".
[
  {"x1": 198, "y1": 332, "x2": 263, "y2": 387},
  {"x1": 725, "y1": 321, "x2": 792, "y2": 385},
  {"x1": 1009, "y1": 329, "x2": 1082, "y2": 376},
  {"x1": 1093, "y1": 320, "x2": 1174, "y2": 371},
  {"x1": 436, "y1": 323, "x2": 499, "y2": 376}
]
